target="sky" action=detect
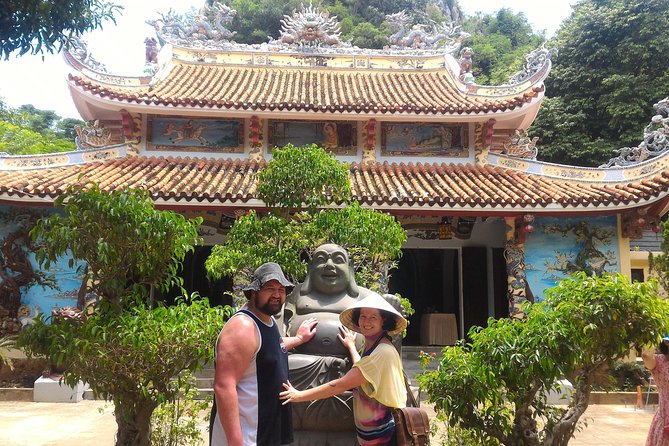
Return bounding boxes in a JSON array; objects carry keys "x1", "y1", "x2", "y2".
[{"x1": 0, "y1": 0, "x2": 575, "y2": 120}]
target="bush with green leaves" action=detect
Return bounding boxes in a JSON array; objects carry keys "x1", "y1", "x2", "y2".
[
  {"x1": 151, "y1": 371, "x2": 211, "y2": 446},
  {"x1": 418, "y1": 273, "x2": 669, "y2": 446},
  {"x1": 206, "y1": 144, "x2": 406, "y2": 300},
  {"x1": 31, "y1": 183, "x2": 202, "y2": 312},
  {"x1": 20, "y1": 184, "x2": 218, "y2": 446},
  {"x1": 20, "y1": 297, "x2": 230, "y2": 446}
]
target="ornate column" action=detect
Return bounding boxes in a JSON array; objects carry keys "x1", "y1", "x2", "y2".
[
  {"x1": 504, "y1": 217, "x2": 529, "y2": 318},
  {"x1": 248, "y1": 115, "x2": 264, "y2": 161}
]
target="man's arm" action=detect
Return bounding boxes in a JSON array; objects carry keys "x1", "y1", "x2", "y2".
[
  {"x1": 282, "y1": 318, "x2": 318, "y2": 350},
  {"x1": 214, "y1": 315, "x2": 259, "y2": 446}
]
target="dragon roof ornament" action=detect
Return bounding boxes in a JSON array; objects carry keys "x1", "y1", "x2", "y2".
[
  {"x1": 278, "y1": 2, "x2": 343, "y2": 48},
  {"x1": 508, "y1": 43, "x2": 558, "y2": 84},
  {"x1": 601, "y1": 97, "x2": 669, "y2": 168},
  {"x1": 146, "y1": 1, "x2": 237, "y2": 45},
  {"x1": 66, "y1": 37, "x2": 107, "y2": 73},
  {"x1": 385, "y1": 10, "x2": 470, "y2": 54}
]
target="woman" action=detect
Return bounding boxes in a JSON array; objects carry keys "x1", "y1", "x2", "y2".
[
  {"x1": 643, "y1": 335, "x2": 669, "y2": 446},
  {"x1": 280, "y1": 292, "x2": 407, "y2": 445}
]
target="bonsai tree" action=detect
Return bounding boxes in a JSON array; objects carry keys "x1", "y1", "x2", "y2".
[
  {"x1": 19, "y1": 183, "x2": 231, "y2": 446},
  {"x1": 418, "y1": 272, "x2": 669, "y2": 446},
  {"x1": 206, "y1": 144, "x2": 406, "y2": 301}
]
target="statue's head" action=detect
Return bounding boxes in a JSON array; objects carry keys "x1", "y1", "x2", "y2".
[{"x1": 301, "y1": 243, "x2": 359, "y2": 297}]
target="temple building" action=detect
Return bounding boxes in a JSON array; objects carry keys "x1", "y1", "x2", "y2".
[{"x1": 1, "y1": 3, "x2": 668, "y2": 344}]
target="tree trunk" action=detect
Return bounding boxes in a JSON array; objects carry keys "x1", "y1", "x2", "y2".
[
  {"x1": 545, "y1": 372, "x2": 591, "y2": 446},
  {"x1": 114, "y1": 400, "x2": 156, "y2": 446}
]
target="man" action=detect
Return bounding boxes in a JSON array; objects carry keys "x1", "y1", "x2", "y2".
[{"x1": 210, "y1": 262, "x2": 317, "y2": 446}]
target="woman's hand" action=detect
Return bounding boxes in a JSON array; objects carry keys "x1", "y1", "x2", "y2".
[
  {"x1": 338, "y1": 326, "x2": 357, "y2": 349},
  {"x1": 280, "y1": 380, "x2": 304, "y2": 405}
]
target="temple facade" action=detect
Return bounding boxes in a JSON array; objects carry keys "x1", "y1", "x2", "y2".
[{"x1": 1, "y1": 3, "x2": 668, "y2": 344}]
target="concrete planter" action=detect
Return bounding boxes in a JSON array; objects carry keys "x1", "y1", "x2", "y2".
[{"x1": 589, "y1": 390, "x2": 658, "y2": 405}]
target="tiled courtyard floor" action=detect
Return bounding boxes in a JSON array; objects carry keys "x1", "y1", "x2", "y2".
[{"x1": 0, "y1": 400, "x2": 656, "y2": 445}]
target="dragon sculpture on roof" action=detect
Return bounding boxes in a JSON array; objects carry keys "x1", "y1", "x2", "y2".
[
  {"x1": 147, "y1": 1, "x2": 237, "y2": 44},
  {"x1": 602, "y1": 96, "x2": 669, "y2": 167},
  {"x1": 508, "y1": 43, "x2": 558, "y2": 84},
  {"x1": 385, "y1": 11, "x2": 470, "y2": 54}
]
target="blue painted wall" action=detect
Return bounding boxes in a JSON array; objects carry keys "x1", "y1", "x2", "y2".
[{"x1": 524, "y1": 215, "x2": 620, "y2": 302}]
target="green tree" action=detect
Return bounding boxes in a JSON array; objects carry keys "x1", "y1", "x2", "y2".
[
  {"x1": 19, "y1": 184, "x2": 224, "y2": 446},
  {"x1": 0, "y1": 0, "x2": 122, "y2": 59},
  {"x1": 31, "y1": 184, "x2": 201, "y2": 312},
  {"x1": 529, "y1": 0, "x2": 669, "y2": 166},
  {"x1": 0, "y1": 100, "x2": 82, "y2": 154},
  {"x1": 418, "y1": 273, "x2": 669, "y2": 446},
  {"x1": 462, "y1": 9, "x2": 543, "y2": 85},
  {"x1": 20, "y1": 297, "x2": 230, "y2": 446},
  {"x1": 205, "y1": 144, "x2": 406, "y2": 303}
]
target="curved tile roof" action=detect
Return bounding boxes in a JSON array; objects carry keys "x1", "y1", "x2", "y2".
[
  {"x1": 0, "y1": 156, "x2": 667, "y2": 212},
  {"x1": 68, "y1": 62, "x2": 543, "y2": 115}
]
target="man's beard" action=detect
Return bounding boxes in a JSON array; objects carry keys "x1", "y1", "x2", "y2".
[{"x1": 255, "y1": 300, "x2": 282, "y2": 317}]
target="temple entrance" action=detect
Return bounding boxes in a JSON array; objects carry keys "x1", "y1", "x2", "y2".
[
  {"x1": 389, "y1": 247, "x2": 508, "y2": 345},
  {"x1": 161, "y1": 246, "x2": 233, "y2": 307}
]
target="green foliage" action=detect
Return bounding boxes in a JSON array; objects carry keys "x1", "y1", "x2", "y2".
[
  {"x1": 0, "y1": 121, "x2": 75, "y2": 154},
  {"x1": 31, "y1": 184, "x2": 202, "y2": 311},
  {"x1": 418, "y1": 273, "x2": 669, "y2": 446},
  {"x1": 0, "y1": 0, "x2": 122, "y2": 59},
  {"x1": 530, "y1": 0, "x2": 669, "y2": 166},
  {"x1": 0, "y1": 101, "x2": 81, "y2": 154},
  {"x1": 19, "y1": 297, "x2": 231, "y2": 445},
  {"x1": 206, "y1": 144, "x2": 406, "y2": 299},
  {"x1": 150, "y1": 372, "x2": 211, "y2": 446},
  {"x1": 599, "y1": 361, "x2": 650, "y2": 391},
  {"x1": 257, "y1": 144, "x2": 350, "y2": 210},
  {"x1": 462, "y1": 9, "x2": 544, "y2": 85}
]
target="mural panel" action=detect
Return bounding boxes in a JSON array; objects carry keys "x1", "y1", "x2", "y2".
[
  {"x1": 524, "y1": 215, "x2": 620, "y2": 302},
  {"x1": 381, "y1": 123, "x2": 467, "y2": 156},
  {"x1": 147, "y1": 116, "x2": 244, "y2": 152},
  {"x1": 268, "y1": 120, "x2": 357, "y2": 155},
  {"x1": 0, "y1": 206, "x2": 85, "y2": 331}
]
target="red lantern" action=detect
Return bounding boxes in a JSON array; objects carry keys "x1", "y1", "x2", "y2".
[
  {"x1": 523, "y1": 224, "x2": 534, "y2": 234},
  {"x1": 652, "y1": 224, "x2": 662, "y2": 234},
  {"x1": 637, "y1": 218, "x2": 646, "y2": 226}
]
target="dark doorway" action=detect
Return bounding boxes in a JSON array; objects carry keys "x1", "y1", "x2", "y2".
[
  {"x1": 388, "y1": 249, "x2": 459, "y2": 345},
  {"x1": 159, "y1": 246, "x2": 233, "y2": 307}
]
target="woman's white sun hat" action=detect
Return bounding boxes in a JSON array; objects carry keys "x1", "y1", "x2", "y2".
[{"x1": 339, "y1": 292, "x2": 407, "y2": 336}]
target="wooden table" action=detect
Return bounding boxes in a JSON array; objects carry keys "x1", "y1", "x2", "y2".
[{"x1": 420, "y1": 313, "x2": 458, "y2": 346}]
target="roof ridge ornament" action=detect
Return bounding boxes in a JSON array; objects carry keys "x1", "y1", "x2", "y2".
[
  {"x1": 147, "y1": 1, "x2": 237, "y2": 45},
  {"x1": 277, "y1": 2, "x2": 343, "y2": 48},
  {"x1": 385, "y1": 10, "x2": 470, "y2": 54},
  {"x1": 601, "y1": 96, "x2": 669, "y2": 167},
  {"x1": 502, "y1": 129, "x2": 539, "y2": 160},
  {"x1": 66, "y1": 37, "x2": 108, "y2": 73},
  {"x1": 508, "y1": 43, "x2": 558, "y2": 85}
]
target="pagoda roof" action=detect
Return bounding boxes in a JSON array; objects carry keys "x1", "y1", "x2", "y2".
[
  {"x1": 64, "y1": 45, "x2": 548, "y2": 119},
  {"x1": 1, "y1": 151, "x2": 668, "y2": 215}
]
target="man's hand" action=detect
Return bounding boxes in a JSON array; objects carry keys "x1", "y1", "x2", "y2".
[{"x1": 295, "y1": 318, "x2": 318, "y2": 344}]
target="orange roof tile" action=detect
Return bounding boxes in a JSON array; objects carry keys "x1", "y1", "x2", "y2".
[
  {"x1": 68, "y1": 62, "x2": 542, "y2": 116},
  {"x1": 0, "y1": 156, "x2": 667, "y2": 213}
]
